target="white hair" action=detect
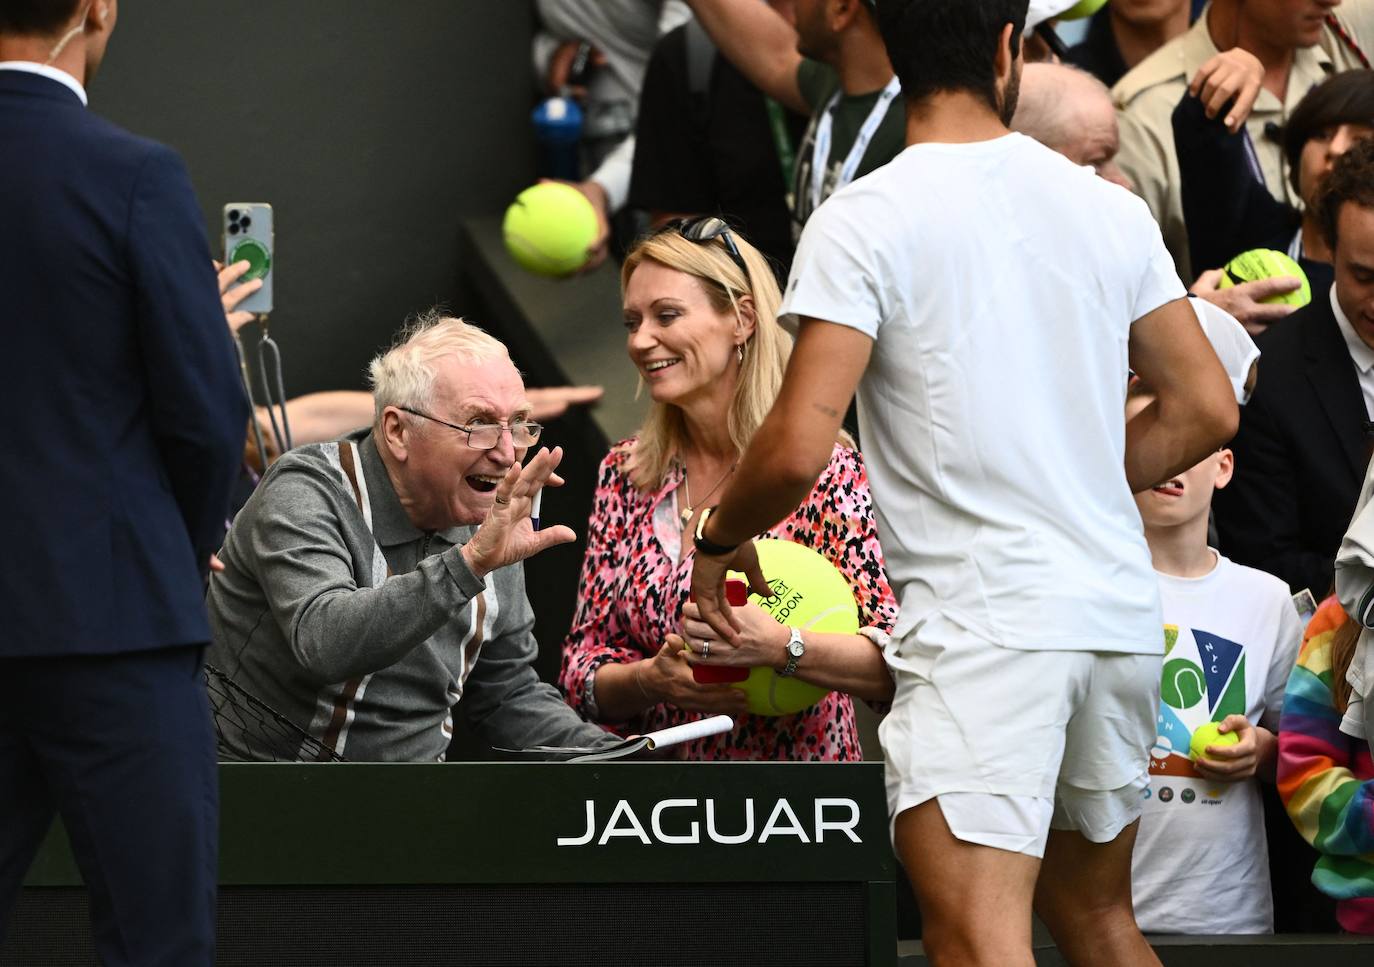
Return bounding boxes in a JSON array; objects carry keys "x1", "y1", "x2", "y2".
[
  {"x1": 1012, "y1": 61, "x2": 1112, "y2": 153},
  {"x1": 367, "y1": 309, "x2": 510, "y2": 422}
]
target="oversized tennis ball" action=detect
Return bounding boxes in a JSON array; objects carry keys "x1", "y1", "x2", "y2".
[
  {"x1": 726, "y1": 538, "x2": 858, "y2": 717},
  {"x1": 1189, "y1": 721, "x2": 1240, "y2": 762},
  {"x1": 1217, "y1": 248, "x2": 1311, "y2": 307},
  {"x1": 502, "y1": 182, "x2": 598, "y2": 277},
  {"x1": 1056, "y1": 0, "x2": 1109, "y2": 19}
]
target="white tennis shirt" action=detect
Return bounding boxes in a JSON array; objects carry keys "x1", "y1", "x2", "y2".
[{"x1": 781, "y1": 133, "x2": 1186, "y2": 661}]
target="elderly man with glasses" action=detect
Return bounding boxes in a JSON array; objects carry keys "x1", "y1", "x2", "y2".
[{"x1": 207, "y1": 311, "x2": 617, "y2": 762}]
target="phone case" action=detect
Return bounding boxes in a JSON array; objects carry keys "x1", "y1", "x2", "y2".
[
  {"x1": 223, "y1": 202, "x2": 273, "y2": 315},
  {"x1": 692, "y1": 580, "x2": 751, "y2": 684}
]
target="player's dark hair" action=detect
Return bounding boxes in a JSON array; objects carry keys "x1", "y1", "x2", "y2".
[
  {"x1": 875, "y1": 0, "x2": 1028, "y2": 114},
  {"x1": 1283, "y1": 70, "x2": 1374, "y2": 195},
  {"x1": 1317, "y1": 136, "x2": 1374, "y2": 250},
  {"x1": 0, "y1": 0, "x2": 82, "y2": 35}
]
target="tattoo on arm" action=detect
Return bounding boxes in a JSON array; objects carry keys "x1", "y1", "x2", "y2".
[{"x1": 812, "y1": 402, "x2": 841, "y2": 419}]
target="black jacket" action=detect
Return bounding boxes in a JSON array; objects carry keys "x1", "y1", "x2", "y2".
[{"x1": 1214, "y1": 291, "x2": 1370, "y2": 595}]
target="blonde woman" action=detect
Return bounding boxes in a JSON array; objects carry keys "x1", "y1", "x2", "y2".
[{"x1": 559, "y1": 218, "x2": 897, "y2": 759}]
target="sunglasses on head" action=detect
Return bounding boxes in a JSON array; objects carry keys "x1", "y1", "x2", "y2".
[{"x1": 659, "y1": 216, "x2": 752, "y2": 292}]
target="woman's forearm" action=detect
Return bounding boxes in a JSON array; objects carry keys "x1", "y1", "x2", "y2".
[{"x1": 788, "y1": 631, "x2": 894, "y2": 703}]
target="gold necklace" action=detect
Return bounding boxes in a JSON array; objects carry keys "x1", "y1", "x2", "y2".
[{"x1": 680, "y1": 460, "x2": 737, "y2": 526}]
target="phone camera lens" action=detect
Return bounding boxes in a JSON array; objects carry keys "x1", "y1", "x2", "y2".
[
  {"x1": 239, "y1": 215, "x2": 252, "y2": 230},
  {"x1": 227, "y1": 209, "x2": 241, "y2": 222},
  {"x1": 228, "y1": 224, "x2": 240, "y2": 235}
]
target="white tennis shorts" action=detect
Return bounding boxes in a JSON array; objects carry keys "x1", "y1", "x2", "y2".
[{"x1": 881, "y1": 629, "x2": 1160, "y2": 858}]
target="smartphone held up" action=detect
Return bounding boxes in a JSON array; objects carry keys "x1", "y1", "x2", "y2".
[{"x1": 222, "y1": 202, "x2": 274, "y2": 315}]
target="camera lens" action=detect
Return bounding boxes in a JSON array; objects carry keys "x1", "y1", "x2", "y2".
[
  {"x1": 228, "y1": 223, "x2": 240, "y2": 235},
  {"x1": 227, "y1": 209, "x2": 240, "y2": 221},
  {"x1": 239, "y1": 216, "x2": 252, "y2": 230}
]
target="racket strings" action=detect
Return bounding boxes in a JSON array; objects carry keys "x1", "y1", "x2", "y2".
[{"x1": 204, "y1": 663, "x2": 344, "y2": 762}]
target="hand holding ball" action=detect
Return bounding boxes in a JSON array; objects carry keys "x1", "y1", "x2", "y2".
[
  {"x1": 724, "y1": 539, "x2": 858, "y2": 717},
  {"x1": 1189, "y1": 721, "x2": 1241, "y2": 762},
  {"x1": 1217, "y1": 248, "x2": 1311, "y2": 307},
  {"x1": 502, "y1": 182, "x2": 598, "y2": 277}
]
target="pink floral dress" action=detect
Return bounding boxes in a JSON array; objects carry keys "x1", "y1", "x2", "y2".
[{"x1": 559, "y1": 439, "x2": 898, "y2": 760}]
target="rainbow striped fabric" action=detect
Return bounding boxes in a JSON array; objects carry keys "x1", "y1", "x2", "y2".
[{"x1": 1277, "y1": 600, "x2": 1374, "y2": 933}]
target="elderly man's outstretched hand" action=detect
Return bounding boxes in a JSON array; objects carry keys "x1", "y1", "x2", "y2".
[{"x1": 460, "y1": 446, "x2": 575, "y2": 578}]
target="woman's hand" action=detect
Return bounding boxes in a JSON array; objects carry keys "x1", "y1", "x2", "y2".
[
  {"x1": 640, "y1": 635, "x2": 749, "y2": 716},
  {"x1": 680, "y1": 601, "x2": 788, "y2": 669},
  {"x1": 1194, "y1": 714, "x2": 1268, "y2": 782},
  {"x1": 460, "y1": 446, "x2": 575, "y2": 578}
]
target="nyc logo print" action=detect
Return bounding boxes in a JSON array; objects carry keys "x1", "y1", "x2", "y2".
[{"x1": 1150, "y1": 623, "x2": 1245, "y2": 792}]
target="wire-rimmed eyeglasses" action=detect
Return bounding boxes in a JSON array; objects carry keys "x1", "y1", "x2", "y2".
[{"x1": 397, "y1": 406, "x2": 542, "y2": 450}]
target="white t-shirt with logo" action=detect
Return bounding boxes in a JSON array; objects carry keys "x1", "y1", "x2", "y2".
[
  {"x1": 779, "y1": 133, "x2": 1185, "y2": 660},
  {"x1": 1132, "y1": 553, "x2": 1303, "y2": 934}
]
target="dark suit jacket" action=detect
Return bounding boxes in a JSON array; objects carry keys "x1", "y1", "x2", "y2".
[
  {"x1": 1214, "y1": 290, "x2": 1369, "y2": 596},
  {"x1": 0, "y1": 68, "x2": 248, "y2": 657}
]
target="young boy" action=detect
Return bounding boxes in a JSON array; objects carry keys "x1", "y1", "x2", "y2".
[{"x1": 1127, "y1": 386, "x2": 1303, "y2": 933}]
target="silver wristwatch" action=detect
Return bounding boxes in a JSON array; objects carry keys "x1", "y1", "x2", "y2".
[{"x1": 780, "y1": 627, "x2": 805, "y2": 677}]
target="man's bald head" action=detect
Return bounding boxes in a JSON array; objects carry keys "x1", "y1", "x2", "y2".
[{"x1": 1012, "y1": 62, "x2": 1132, "y2": 190}]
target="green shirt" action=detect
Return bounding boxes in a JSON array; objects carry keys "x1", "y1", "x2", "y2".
[{"x1": 790, "y1": 59, "x2": 906, "y2": 237}]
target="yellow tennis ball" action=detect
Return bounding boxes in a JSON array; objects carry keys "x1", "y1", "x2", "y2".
[
  {"x1": 726, "y1": 538, "x2": 858, "y2": 717},
  {"x1": 1056, "y1": 0, "x2": 1109, "y2": 20},
  {"x1": 1189, "y1": 721, "x2": 1240, "y2": 762},
  {"x1": 502, "y1": 182, "x2": 598, "y2": 277},
  {"x1": 1216, "y1": 248, "x2": 1311, "y2": 307}
]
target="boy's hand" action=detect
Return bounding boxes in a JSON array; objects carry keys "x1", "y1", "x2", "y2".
[{"x1": 1193, "y1": 714, "x2": 1270, "y2": 782}]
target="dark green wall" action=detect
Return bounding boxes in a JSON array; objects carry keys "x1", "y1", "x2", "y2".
[{"x1": 95, "y1": 1, "x2": 537, "y2": 396}]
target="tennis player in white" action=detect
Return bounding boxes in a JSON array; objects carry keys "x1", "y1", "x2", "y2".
[{"x1": 688, "y1": 2, "x2": 1238, "y2": 965}]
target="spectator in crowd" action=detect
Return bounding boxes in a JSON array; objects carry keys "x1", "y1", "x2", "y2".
[
  {"x1": 690, "y1": 1, "x2": 1237, "y2": 963},
  {"x1": 1012, "y1": 61, "x2": 1135, "y2": 187},
  {"x1": 533, "y1": 0, "x2": 692, "y2": 269},
  {"x1": 1178, "y1": 67, "x2": 1374, "y2": 318},
  {"x1": 207, "y1": 313, "x2": 619, "y2": 762},
  {"x1": 1125, "y1": 384, "x2": 1302, "y2": 934},
  {"x1": 1215, "y1": 139, "x2": 1374, "y2": 599},
  {"x1": 1067, "y1": 0, "x2": 1198, "y2": 88},
  {"x1": 629, "y1": 4, "x2": 806, "y2": 273},
  {"x1": 1277, "y1": 598, "x2": 1374, "y2": 933},
  {"x1": 1114, "y1": 0, "x2": 1373, "y2": 280},
  {"x1": 684, "y1": 0, "x2": 902, "y2": 239},
  {"x1": 559, "y1": 219, "x2": 897, "y2": 759},
  {"x1": 0, "y1": 1, "x2": 248, "y2": 962}
]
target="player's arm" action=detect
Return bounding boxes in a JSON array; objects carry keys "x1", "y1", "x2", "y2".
[
  {"x1": 692, "y1": 319, "x2": 872, "y2": 638},
  {"x1": 1125, "y1": 297, "x2": 1239, "y2": 492},
  {"x1": 685, "y1": 0, "x2": 808, "y2": 113}
]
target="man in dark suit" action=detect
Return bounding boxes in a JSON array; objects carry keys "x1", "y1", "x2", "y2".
[
  {"x1": 0, "y1": 2, "x2": 247, "y2": 963},
  {"x1": 1214, "y1": 140, "x2": 1374, "y2": 599}
]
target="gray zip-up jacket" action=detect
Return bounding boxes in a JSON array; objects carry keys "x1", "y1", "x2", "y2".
[{"x1": 207, "y1": 428, "x2": 615, "y2": 761}]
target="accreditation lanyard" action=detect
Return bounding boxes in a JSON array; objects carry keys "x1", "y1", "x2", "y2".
[{"x1": 808, "y1": 75, "x2": 900, "y2": 212}]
